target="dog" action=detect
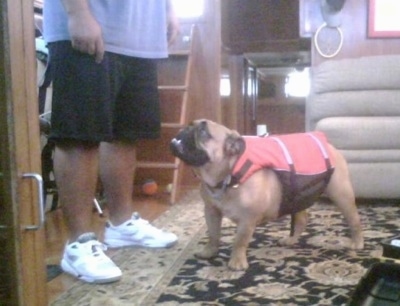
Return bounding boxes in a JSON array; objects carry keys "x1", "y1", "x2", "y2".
[{"x1": 170, "y1": 119, "x2": 364, "y2": 271}]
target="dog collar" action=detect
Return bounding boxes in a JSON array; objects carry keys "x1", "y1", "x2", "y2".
[
  {"x1": 213, "y1": 175, "x2": 239, "y2": 189},
  {"x1": 205, "y1": 175, "x2": 239, "y2": 200}
]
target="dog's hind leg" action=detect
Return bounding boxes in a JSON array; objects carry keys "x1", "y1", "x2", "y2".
[
  {"x1": 278, "y1": 210, "x2": 308, "y2": 246},
  {"x1": 326, "y1": 183, "x2": 364, "y2": 249},
  {"x1": 325, "y1": 151, "x2": 364, "y2": 250},
  {"x1": 327, "y1": 190, "x2": 364, "y2": 249}
]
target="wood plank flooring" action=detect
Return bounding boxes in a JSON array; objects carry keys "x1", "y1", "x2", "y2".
[{"x1": 45, "y1": 191, "x2": 179, "y2": 303}]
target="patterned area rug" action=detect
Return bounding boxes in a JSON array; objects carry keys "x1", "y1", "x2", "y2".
[{"x1": 51, "y1": 191, "x2": 400, "y2": 306}]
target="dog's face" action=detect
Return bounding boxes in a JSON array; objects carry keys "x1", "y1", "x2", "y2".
[
  {"x1": 170, "y1": 119, "x2": 245, "y2": 169},
  {"x1": 170, "y1": 120, "x2": 210, "y2": 167}
]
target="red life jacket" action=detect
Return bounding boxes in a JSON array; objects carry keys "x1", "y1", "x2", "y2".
[{"x1": 231, "y1": 132, "x2": 335, "y2": 217}]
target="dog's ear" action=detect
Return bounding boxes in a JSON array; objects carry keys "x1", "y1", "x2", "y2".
[{"x1": 224, "y1": 134, "x2": 245, "y2": 156}]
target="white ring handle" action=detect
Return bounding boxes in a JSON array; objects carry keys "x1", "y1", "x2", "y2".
[{"x1": 314, "y1": 23, "x2": 344, "y2": 58}]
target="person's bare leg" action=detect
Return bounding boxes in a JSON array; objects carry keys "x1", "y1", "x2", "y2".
[
  {"x1": 53, "y1": 141, "x2": 99, "y2": 242},
  {"x1": 99, "y1": 141, "x2": 136, "y2": 225}
]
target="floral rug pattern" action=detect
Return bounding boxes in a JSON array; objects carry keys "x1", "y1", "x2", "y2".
[{"x1": 51, "y1": 191, "x2": 400, "y2": 306}]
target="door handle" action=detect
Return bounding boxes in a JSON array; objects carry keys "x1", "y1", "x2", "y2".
[{"x1": 23, "y1": 173, "x2": 45, "y2": 231}]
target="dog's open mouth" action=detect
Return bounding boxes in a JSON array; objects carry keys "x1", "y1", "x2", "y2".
[{"x1": 170, "y1": 127, "x2": 210, "y2": 167}]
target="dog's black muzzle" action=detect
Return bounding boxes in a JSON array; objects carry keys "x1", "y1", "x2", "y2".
[{"x1": 170, "y1": 126, "x2": 210, "y2": 167}]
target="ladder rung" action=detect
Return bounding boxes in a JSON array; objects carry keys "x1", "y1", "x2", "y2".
[
  {"x1": 133, "y1": 25, "x2": 197, "y2": 204},
  {"x1": 158, "y1": 85, "x2": 187, "y2": 91},
  {"x1": 161, "y1": 122, "x2": 184, "y2": 129},
  {"x1": 136, "y1": 161, "x2": 178, "y2": 169}
]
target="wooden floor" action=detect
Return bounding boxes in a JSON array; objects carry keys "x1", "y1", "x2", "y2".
[{"x1": 45, "y1": 190, "x2": 178, "y2": 303}]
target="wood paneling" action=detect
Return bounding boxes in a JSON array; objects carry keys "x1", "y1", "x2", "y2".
[
  {"x1": 221, "y1": 0, "x2": 306, "y2": 54},
  {"x1": 301, "y1": 0, "x2": 400, "y2": 65}
]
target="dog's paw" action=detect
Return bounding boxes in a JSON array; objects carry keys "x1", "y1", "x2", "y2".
[
  {"x1": 349, "y1": 238, "x2": 364, "y2": 250},
  {"x1": 195, "y1": 247, "x2": 218, "y2": 259},
  {"x1": 350, "y1": 230, "x2": 364, "y2": 250},
  {"x1": 228, "y1": 257, "x2": 249, "y2": 271},
  {"x1": 278, "y1": 237, "x2": 298, "y2": 246}
]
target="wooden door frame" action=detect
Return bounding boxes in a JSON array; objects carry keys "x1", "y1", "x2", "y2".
[{"x1": 0, "y1": 0, "x2": 47, "y2": 304}]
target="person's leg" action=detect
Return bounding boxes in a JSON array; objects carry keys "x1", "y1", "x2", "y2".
[
  {"x1": 100, "y1": 140, "x2": 178, "y2": 248},
  {"x1": 101, "y1": 57, "x2": 177, "y2": 248},
  {"x1": 48, "y1": 42, "x2": 122, "y2": 283},
  {"x1": 53, "y1": 141, "x2": 99, "y2": 242},
  {"x1": 54, "y1": 141, "x2": 123, "y2": 283},
  {"x1": 99, "y1": 140, "x2": 136, "y2": 226},
  {"x1": 53, "y1": 140, "x2": 123, "y2": 283}
]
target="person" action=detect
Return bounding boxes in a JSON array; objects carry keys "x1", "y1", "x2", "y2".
[{"x1": 43, "y1": 0, "x2": 180, "y2": 283}]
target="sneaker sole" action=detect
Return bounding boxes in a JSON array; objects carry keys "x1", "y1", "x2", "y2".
[
  {"x1": 60, "y1": 259, "x2": 122, "y2": 284},
  {"x1": 104, "y1": 238, "x2": 178, "y2": 249}
]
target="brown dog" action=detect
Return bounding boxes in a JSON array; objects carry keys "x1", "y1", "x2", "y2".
[{"x1": 170, "y1": 119, "x2": 364, "y2": 270}]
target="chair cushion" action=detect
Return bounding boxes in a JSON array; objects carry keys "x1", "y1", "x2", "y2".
[
  {"x1": 312, "y1": 55, "x2": 400, "y2": 93},
  {"x1": 315, "y1": 117, "x2": 400, "y2": 150},
  {"x1": 308, "y1": 91, "x2": 400, "y2": 130}
]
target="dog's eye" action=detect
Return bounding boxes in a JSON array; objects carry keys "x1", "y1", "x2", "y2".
[
  {"x1": 199, "y1": 127, "x2": 209, "y2": 139},
  {"x1": 198, "y1": 121, "x2": 211, "y2": 142}
]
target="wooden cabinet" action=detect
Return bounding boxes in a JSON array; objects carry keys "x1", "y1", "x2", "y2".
[
  {"x1": 220, "y1": 0, "x2": 311, "y2": 134},
  {"x1": 255, "y1": 73, "x2": 306, "y2": 135},
  {"x1": 242, "y1": 51, "x2": 310, "y2": 135},
  {"x1": 221, "y1": 0, "x2": 308, "y2": 54}
]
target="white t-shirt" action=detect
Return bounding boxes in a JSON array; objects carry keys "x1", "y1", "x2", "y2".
[{"x1": 43, "y1": 0, "x2": 169, "y2": 59}]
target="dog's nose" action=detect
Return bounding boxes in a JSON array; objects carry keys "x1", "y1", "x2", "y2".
[{"x1": 170, "y1": 138, "x2": 184, "y2": 154}]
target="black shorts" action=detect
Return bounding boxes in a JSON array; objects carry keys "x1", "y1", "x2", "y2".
[{"x1": 48, "y1": 41, "x2": 161, "y2": 143}]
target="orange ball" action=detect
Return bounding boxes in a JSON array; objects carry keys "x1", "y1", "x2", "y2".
[{"x1": 141, "y1": 179, "x2": 158, "y2": 196}]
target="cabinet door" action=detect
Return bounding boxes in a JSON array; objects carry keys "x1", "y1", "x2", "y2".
[
  {"x1": 221, "y1": 0, "x2": 300, "y2": 53},
  {"x1": 0, "y1": 0, "x2": 47, "y2": 305}
]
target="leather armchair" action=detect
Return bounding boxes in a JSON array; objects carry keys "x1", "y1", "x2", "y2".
[{"x1": 306, "y1": 55, "x2": 400, "y2": 199}]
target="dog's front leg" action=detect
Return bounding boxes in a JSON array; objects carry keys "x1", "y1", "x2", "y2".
[
  {"x1": 229, "y1": 222, "x2": 255, "y2": 271},
  {"x1": 195, "y1": 203, "x2": 222, "y2": 259}
]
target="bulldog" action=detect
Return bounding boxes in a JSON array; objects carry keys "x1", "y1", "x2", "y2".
[{"x1": 170, "y1": 119, "x2": 364, "y2": 271}]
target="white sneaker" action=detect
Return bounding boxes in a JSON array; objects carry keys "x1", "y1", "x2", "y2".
[
  {"x1": 60, "y1": 232, "x2": 122, "y2": 283},
  {"x1": 104, "y1": 212, "x2": 178, "y2": 248}
]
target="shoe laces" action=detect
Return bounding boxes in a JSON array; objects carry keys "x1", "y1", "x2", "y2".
[
  {"x1": 76, "y1": 232, "x2": 107, "y2": 254},
  {"x1": 129, "y1": 212, "x2": 164, "y2": 234},
  {"x1": 83, "y1": 241, "x2": 116, "y2": 268},
  {"x1": 89, "y1": 240, "x2": 108, "y2": 256}
]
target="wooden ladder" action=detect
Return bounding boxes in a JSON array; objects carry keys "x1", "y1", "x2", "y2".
[{"x1": 133, "y1": 25, "x2": 196, "y2": 204}]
